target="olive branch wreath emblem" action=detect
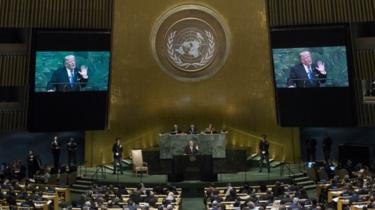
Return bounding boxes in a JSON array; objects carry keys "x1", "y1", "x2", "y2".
[{"x1": 167, "y1": 30, "x2": 215, "y2": 69}]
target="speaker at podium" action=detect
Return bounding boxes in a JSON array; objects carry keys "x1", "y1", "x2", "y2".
[{"x1": 168, "y1": 154, "x2": 217, "y2": 182}]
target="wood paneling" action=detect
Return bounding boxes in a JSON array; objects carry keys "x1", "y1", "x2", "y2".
[
  {"x1": 0, "y1": 55, "x2": 27, "y2": 86},
  {"x1": 268, "y1": 0, "x2": 375, "y2": 27},
  {"x1": 0, "y1": 0, "x2": 112, "y2": 28},
  {"x1": 0, "y1": 55, "x2": 28, "y2": 132},
  {"x1": 354, "y1": 49, "x2": 375, "y2": 126}
]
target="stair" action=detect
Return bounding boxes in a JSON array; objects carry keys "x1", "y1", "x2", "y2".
[
  {"x1": 294, "y1": 176, "x2": 309, "y2": 182},
  {"x1": 270, "y1": 161, "x2": 285, "y2": 168},
  {"x1": 247, "y1": 154, "x2": 286, "y2": 170},
  {"x1": 247, "y1": 153, "x2": 258, "y2": 160},
  {"x1": 247, "y1": 154, "x2": 274, "y2": 163},
  {"x1": 297, "y1": 180, "x2": 314, "y2": 186},
  {"x1": 290, "y1": 172, "x2": 317, "y2": 190},
  {"x1": 71, "y1": 177, "x2": 94, "y2": 194},
  {"x1": 102, "y1": 159, "x2": 132, "y2": 172},
  {"x1": 122, "y1": 159, "x2": 132, "y2": 165},
  {"x1": 303, "y1": 184, "x2": 317, "y2": 190},
  {"x1": 290, "y1": 172, "x2": 305, "y2": 178},
  {"x1": 103, "y1": 164, "x2": 114, "y2": 171}
]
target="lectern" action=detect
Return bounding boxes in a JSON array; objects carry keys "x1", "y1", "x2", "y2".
[{"x1": 168, "y1": 154, "x2": 217, "y2": 182}]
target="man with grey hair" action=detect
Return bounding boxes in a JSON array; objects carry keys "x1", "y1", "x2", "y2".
[
  {"x1": 287, "y1": 50, "x2": 327, "y2": 88},
  {"x1": 47, "y1": 54, "x2": 89, "y2": 92}
]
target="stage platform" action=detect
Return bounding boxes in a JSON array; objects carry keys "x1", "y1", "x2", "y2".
[
  {"x1": 80, "y1": 166, "x2": 294, "y2": 184},
  {"x1": 76, "y1": 164, "x2": 302, "y2": 197}
]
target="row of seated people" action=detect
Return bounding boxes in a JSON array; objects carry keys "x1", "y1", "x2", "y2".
[
  {"x1": 0, "y1": 160, "x2": 29, "y2": 181},
  {"x1": 305, "y1": 160, "x2": 375, "y2": 184},
  {"x1": 72, "y1": 182, "x2": 181, "y2": 210},
  {"x1": 0, "y1": 159, "x2": 76, "y2": 186},
  {"x1": 317, "y1": 163, "x2": 375, "y2": 210},
  {"x1": 204, "y1": 181, "x2": 317, "y2": 210},
  {"x1": 0, "y1": 176, "x2": 70, "y2": 209},
  {"x1": 169, "y1": 124, "x2": 227, "y2": 135}
]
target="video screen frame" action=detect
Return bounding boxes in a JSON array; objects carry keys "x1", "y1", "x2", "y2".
[
  {"x1": 28, "y1": 29, "x2": 112, "y2": 131},
  {"x1": 269, "y1": 24, "x2": 357, "y2": 126}
]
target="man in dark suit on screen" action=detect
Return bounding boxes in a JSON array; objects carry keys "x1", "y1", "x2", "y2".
[
  {"x1": 287, "y1": 51, "x2": 327, "y2": 88},
  {"x1": 184, "y1": 140, "x2": 199, "y2": 155},
  {"x1": 47, "y1": 55, "x2": 88, "y2": 92}
]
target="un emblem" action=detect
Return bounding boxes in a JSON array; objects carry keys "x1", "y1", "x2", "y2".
[{"x1": 151, "y1": 5, "x2": 230, "y2": 81}]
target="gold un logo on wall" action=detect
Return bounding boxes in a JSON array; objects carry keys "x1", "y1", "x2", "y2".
[{"x1": 151, "y1": 5, "x2": 230, "y2": 82}]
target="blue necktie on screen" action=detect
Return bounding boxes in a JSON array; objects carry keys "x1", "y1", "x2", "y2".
[
  {"x1": 307, "y1": 65, "x2": 314, "y2": 84},
  {"x1": 69, "y1": 70, "x2": 74, "y2": 87}
]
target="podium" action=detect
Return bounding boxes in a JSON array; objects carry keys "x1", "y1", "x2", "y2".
[
  {"x1": 159, "y1": 134, "x2": 226, "y2": 159},
  {"x1": 168, "y1": 154, "x2": 217, "y2": 182}
]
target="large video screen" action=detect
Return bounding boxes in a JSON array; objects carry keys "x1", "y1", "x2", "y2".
[
  {"x1": 28, "y1": 30, "x2": 111, "y2": 131},
  {"x1": 35, "y1": 51, "x2": 110, "y2": 92},
  {"x1": 270, "y1": 25, "x2": 356, "y2": 126},
  {"x1": 272, "y1": 46, "x2": 349, "y2": 88}
]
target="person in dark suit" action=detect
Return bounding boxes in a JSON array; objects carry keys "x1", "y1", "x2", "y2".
[
  {"x1": 51, "y1": 136, "x2": 61, "y2": 171},
  {"x1": 67, "y1": 138, "x2": 78, "y2": 168},
  {"x1": 184, "y1": 140, "x2": 199, "y2": 155},
  {"x1": 186, "y1": 124, "x2": 198, "y2": 134},
  {"x1": 170, "y1": 124, "x2": 181, "y2": 135},
  {"x1": 112, "y1": 138, "x2": 123, "y2": 174},
  {"x1": 47, "y1": 55, "x2": 88, "y2": 92},
  {"x1": 259, "y1": 134, "x2": 270, "y2": 173},
  {"x1": 272, "y1": 181, "x2": 285, "y2": 198},
  {"x1": 287, "y1": 51, "x2": 327, "y2": 88},
  {"x1": 26, "y1": 150, "x2": 38, "y2": 179},
  {"x1": 322, "y1": 132, "x2": 333, "y2": 162},
  {"x1": 306, "y1": 136, "x2": 317, "y2": 162}
]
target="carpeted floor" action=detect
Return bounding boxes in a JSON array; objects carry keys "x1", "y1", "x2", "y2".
[{"x1": 182, "y1": 198, "x2": 206, "y2": 210}]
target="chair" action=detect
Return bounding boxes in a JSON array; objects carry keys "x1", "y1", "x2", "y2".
[{"x1": 131, "y1": 149, "x2": 148, "y2": 176}]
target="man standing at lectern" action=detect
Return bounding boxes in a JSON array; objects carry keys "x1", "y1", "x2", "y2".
[
  {"x1": 287, "y1": 50, "x2": 327, "y2": 88},
  {"x1": 184, "y1": 140, "x2": 199, "y2": 155},
  {"x1": 112, "y1": 138, "x2": 123, "y2": 174},
  {"x1": 259, "y1": 135, "x2": 270, "y2": 173},
  {"x1": 47, "y1": 55, "x2": 89, "y2": 92}
]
